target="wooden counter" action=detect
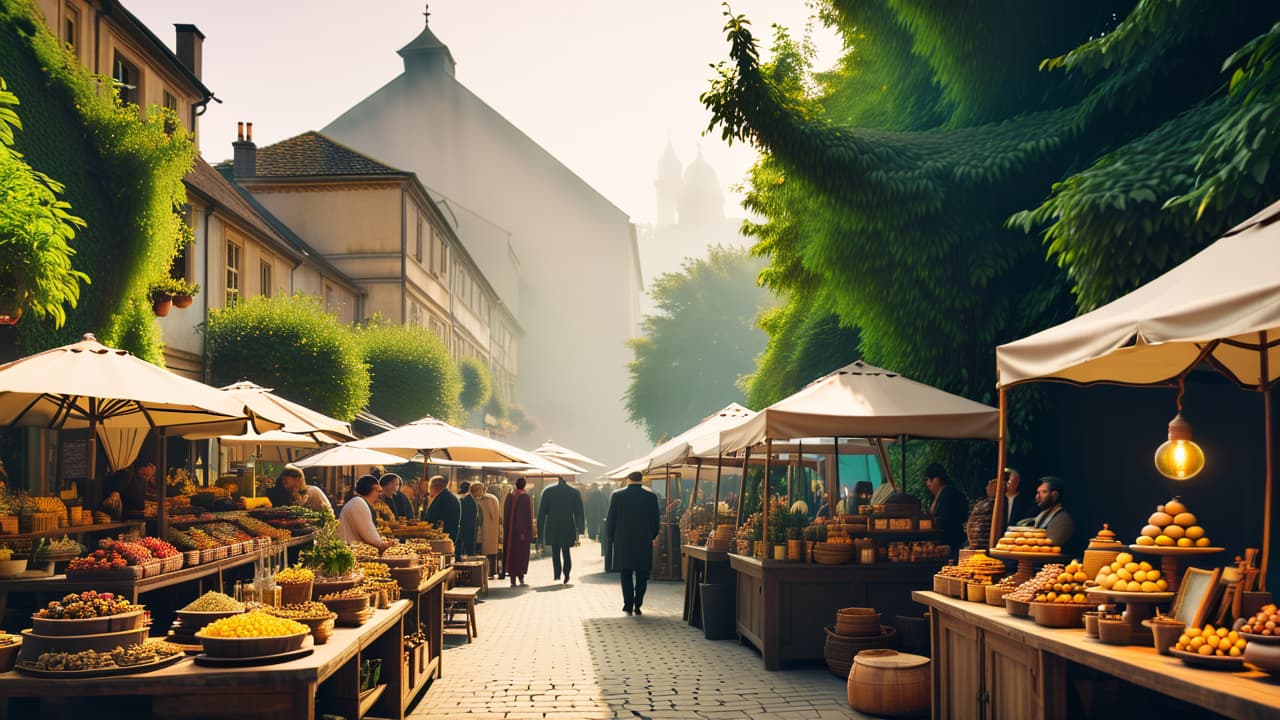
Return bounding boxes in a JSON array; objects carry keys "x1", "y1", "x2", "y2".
[
  {"x1": 0, "y1": 599, "x2": 419, "y2": 720},
  {"x1": 915, "y1": 591, "x2": 1280, "y2": 720},
  {"x1": 401, "y1": 566, "x2": 451, "y2": 686},
  {"x1": 681, "y1": 545, "x2": 732, "y2": 630},
  {"x1": 730, "y1": 553, "x2": 940, "y2": 670}
]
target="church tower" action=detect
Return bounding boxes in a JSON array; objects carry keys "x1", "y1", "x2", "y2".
[
  {"x1": 677, "y1": 146, "x2": 725, "y2": 227},
  {"x1": 655, "y1": 140, "x2": 681, "y2": 227},
  {"x1": 398, "y1": 5, "x2": 456, "y2": 77}
]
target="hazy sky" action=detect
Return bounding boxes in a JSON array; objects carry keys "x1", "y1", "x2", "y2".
[{"x1": 125, "y1": 1, "x2": 841, "y2": 224}]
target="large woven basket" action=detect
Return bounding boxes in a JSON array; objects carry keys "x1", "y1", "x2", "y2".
[
  {"x1": 812, "y1": 543, "x2": 855, "y2": 565},
  {"x1": 824, "y1": 625, "x2": 897, "y2": 679}
]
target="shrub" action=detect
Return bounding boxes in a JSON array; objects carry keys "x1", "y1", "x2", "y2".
[
  {"x1": 205, "y1": 294, "x2": 369, "y2": 420},
  {"x1": 457, "y1": 357, "x2": 491, "y2": 412},
  {"x1": 356, "y1": 321, "x2": 459, "y2": 426}
]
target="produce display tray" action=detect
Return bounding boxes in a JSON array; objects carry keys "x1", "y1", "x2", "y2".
[
  {"x1": 1169, "y1": 648, "x2": 1246, "y2": 671},
  {"x1": 14, "y1": 650, "x2": 183, "y2": 678},
  {"x1": 192, "y1": 647, "x2": 313, "y2": 667},
  {"x1": 1086, "y1": 588, "x2": 1175, "y2": 603},
  {"x1": 1126, "y1": 545, "x2": 1224, "y2": 556},
  {"x1": 988, "y1": 550, "x2": 1068, "y2": 561}
]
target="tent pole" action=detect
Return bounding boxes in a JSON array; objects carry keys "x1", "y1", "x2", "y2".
[
  {"x1": 795, "y1": 439, "x2": 802, "y2": 509},
  {"x1": 762, "y1": 439, "x2": 773, "y2": 552},
  {"x1": 900, "y1": 434, "x2": 907, "y2": 489},
  {"x1": 736, "y1": 446, "x2": 751, "y2": 527},
  {"x1": 992, "y1": 386, "x2": 1009, "y2": 550},
  {"x1": 87, "y1": 399, "x2": 98, "y2": 507},
  {"x1": 713, "y1": 452, "x2": 723, "y2": 519},
  {"x1": 157, "y1": 428, "x2": 168, "y2": 541},
  {"x1": 691, "y1": 460, "x2": 702, "y2": 520},
  {"x1": 1261, "y1": 332, "x2": 1272, "y2": 591},
  {"x1": 831, "y1": 437, "x2": 840, "y2": 517}
]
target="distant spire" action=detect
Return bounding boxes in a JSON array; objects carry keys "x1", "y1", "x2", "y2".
[
  {"x1": 399, "y1": 3, "x2": 455, "y2": 76},
  {"x1": 424, "y1": 3, "x2": 430, "y2": 23}
]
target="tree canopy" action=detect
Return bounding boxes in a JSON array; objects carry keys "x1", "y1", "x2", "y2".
[
  {"x1": 458, "y1": 357, "x2": 492, "y2": 414},
  {"x1": 358, "y1": 321, "x2": 459, "y2": 426},
  {"x1": 702, "y1": 1, "x2": 1280, "y2": 477},
  {"x1": 625, "y1": 245, "x2": 772, "y2": 444}
]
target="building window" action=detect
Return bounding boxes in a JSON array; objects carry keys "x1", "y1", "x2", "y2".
[
  {"x1": 415, "y1": 217, "x2": 424, "y2": 263},
  {"x1": 63, "y1": 5, "x2": 79, "y2": 51},
  {"x1": 324, "y1": 284, "x2": 335, "y2": 312},
  {"x1": 112, "y1": 52, "x2": 140, "y2": 106},
  {"x1": 170, "y1": 206, "x2": 193, "y2": 282},
  {"x1": 260, "y1": 260, "x2": 273, "y2": 297},
  {"x1": 163, "y1": 90, "x2": 177, "y2": 113},
  {"x1": 440, "y1": 241, "x2": 448, "y2": 279},
  {"x1": 225, "y1": 241, "x2": 241, "y2": 306}
]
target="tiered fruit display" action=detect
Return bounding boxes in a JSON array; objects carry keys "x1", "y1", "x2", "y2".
[
  {"x1": 66, "y1": 549, "x2": 130, "y2": 571},
  {"x1": 1005, "y1": 564, "x2": 1067, "y2": 603},
  {"x1": 350, "y1": 543, "x2": 381, "y2": 562},
  {"x1": 135, "y1": 537, "x2": 179, "y2": 559},
  {"x1": 1174, "y1": 624, "x2": 1247, "y2": 657},
  {"x1": 1034, "y1": 560, "x2": 1091, "y2": 604},
  {"x1": 198, "y1": 611, "x2": 308, "y2": 638},
  {"x1": 35, "y1": 591, "x2": 134, "y2": 619},
  {"x1": 938, "y1": 552, "x2": 1006, "y2": 583},
  {"x1": 993, "y1": 526, "x2": 1061, "y2": 554},
  {"x1": 1093, "y1": 552, "x2": 1168, "y2": 592},
  {"x1": 1239, "y1": 603, "x2": 1280, "y2": 636},
  {"x1": 1135, "y1": 497, "x2": 1211, "y2": 548}
]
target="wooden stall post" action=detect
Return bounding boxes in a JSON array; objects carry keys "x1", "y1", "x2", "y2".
[
  {"x1": 762, "y1": 439, "x2": 773, "y2": 554},
  {"x1": 736, "y1": 446, "x2": 751, "y2": 526},
  {"x1": 991, "y1": 386, "x2": 1008, "y2": 551}
]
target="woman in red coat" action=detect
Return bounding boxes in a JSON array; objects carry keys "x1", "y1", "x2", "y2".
[{"x1": 503, "y1": 477, "x2": 534, "y2": 586}]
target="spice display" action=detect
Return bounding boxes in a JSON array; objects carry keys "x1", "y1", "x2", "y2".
[
  {"x1": 381, "y1": 544, "x2": 419, "y2": 559},
  {"x1": 350, "y1": 543, "x2": 381, "y2": 561},
  {"x1": 135, "y1": 537, "x2": 180, "y2": 559},
  {"x1": 67, "y1": 549, "x2": 131, "y2": 571},
  {"x1": 35, "y1": 591, "x2": 134, "y2": 619},
  {"x1": 274, "y1": 566, "x2": 315, "y2": 584},
  {"x1": 266, "y1": 602, "x2": 333, "y2": 620},
  {"x1": 198, "y1": 610, "x2": 308, "y2": 638},
  {"x1": 360, "y1": 562, "x2": 391, "y2": 580},
  {"x1": 320, "y1": 588, "x2": 370, "y2": 601},
  {"x1": 111, "y1": 641, "x2": 182, "y2": 666},
  {"x1": 32, "y1": 642, "x2": 180, "y2": 671},
  {"x1": 181, "y1": 591, "x2": 244, "y2": 612}
]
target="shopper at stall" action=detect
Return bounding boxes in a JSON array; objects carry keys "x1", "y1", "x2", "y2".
[
  {"x1": 422, "y1": 475, "x2": 462, "y2": 556},
  {"x1": 294, "y1": 470, "x2": 334, "y2": 514},
  {"x1": 607, "y1": 471, "x2": 661, "y2": 615},
  {"x1": 102, "y1": 459, "x2": 155, "y2": 518},
  {"x1": 1024, "y1": 475, "x2": 1075, "y2": 549},
  {"x1": 267, "y1": 467, "x2": 304, "y2": 508},
  {"x1": 538, "y1": 476, "x2": 585, "y2": 585},
  {"x1": 458, "y1": 481, "x2": 480, "y2": 558},
  {"x1": 380, "y1": 473, "x2": 414, "y2": 520},
  {"x1": 1002, "y1": 467, "x2": 1036, "y2": 525},
  {"x1": 338, "y1": 475, "x2": 393, "y2": 548},
  {"x1": 503, "y1": 477, "x2": 534, "y2": 586},
  {"x1": 965, "y1": 477, "x2": 998, "y2": 550},
  {"x1": 473, "y1": 481, "x2": 501, "y2": 578},
  {"x1": 924, "y1": 463, "x2": 968, "y2": 557}
]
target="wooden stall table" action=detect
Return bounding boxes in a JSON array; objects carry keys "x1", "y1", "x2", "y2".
[
  {"x1": 682, "y1": 544, "x2": 733, "y2": 629},
  {"x1": 915, "y1": 590, "x2": 1280, "y2": 720},
  {"x1": 731, "y1": 553, "x2": 941, "y2": 670},
  {"x1": 0, "y1": 599, "x2": 431, "y2": 720},
  {"x1": 400, "y1": 566, "x2": 451, "y2": 681},
  {"x1": 450, "y1": 560, "x2": 488, "y2": 595}
]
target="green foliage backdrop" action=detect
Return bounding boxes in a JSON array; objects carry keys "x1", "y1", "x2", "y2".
[
  {"x1": 357, "y1": 321, "x2": 459, "y2": 426},
  {"x1": 457, "y1": 357, "x2": 492, "y2": 413}
]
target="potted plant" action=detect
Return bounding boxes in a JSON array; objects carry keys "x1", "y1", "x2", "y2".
[
  {"x1": 171, "y1": 279, "x2": 200, "y2": 308},
  {"x1": 150, "y1": 277, "x2": 199, "y2": 313}
]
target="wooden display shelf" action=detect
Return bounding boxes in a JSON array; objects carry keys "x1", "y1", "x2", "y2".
[{"x1": 0, "y1": 520, "x2": 142, "y2": 541}]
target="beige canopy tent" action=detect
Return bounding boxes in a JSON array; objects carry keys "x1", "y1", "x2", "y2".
[
  {"x1": 350, "y1": 416, "x2": 531, "y2": 464},
  {"x1": 994, "y1": 198, "x2": 1280, "y2": 584},
  {"x1": 532, "y1": 441, "x2": 606, "y2": 469}
]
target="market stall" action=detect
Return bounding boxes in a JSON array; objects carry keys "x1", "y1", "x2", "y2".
[{"x1": 715, "y1": 361, "x2": 999, "y2": 669}]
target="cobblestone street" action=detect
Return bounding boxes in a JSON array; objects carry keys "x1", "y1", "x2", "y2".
[{"x1": 409, "y1": 541, "x2": 871, "y2": 720}]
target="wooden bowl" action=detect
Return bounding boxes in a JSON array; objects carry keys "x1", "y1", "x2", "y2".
[
  {"x1": 1096, "y1": 617, "x2": 1130, "y2": 645},
  {"x1": 320, "y1": 595, "x2": 370, "y2": 614},
  {"x1": 1030, "y1": 601, "x2": 1089, "y2": 628},
  {"x1": 195, "y1": 629, "x2": 308, "y2": 658},
  {"x1": 985, "y1": 585, "x2": 1011, "y2": 606},
  {"x1": 836, "y1": 608, "x2": 881, "y2": 636},
  {"x1": 966, "y1": 583, "x2": 988, "y2": 603},
  {"x1": 19, "y1": 627, "x2": 147, "y2": 660},
  {"x1": 1004, "y1": 597, "x2": 1030, "y2": 617},
  {"x1": 0, "y1": 559, "x2": 28, "y2": 577},
  {"x1": 31, "y1": 609, "x2": 145, "y2": 637},
  {"x1": 1170, "y1": 648, "x2": 1245, "y2": 671},
  {"x1": 0, "y1": 636, "x2": 19, "y2": 672},
  {"x1": 372, "y1": 555, "x2": 419, "y2": 568},
  {"x1": 175, "y1": 609, "x2": 244, "y2": 634},
  {"x1": 312, "y1": 577, "x2": 359, "y2": 597},
  {"x1": 297, "y1": 614, "x2": 337, "y2": 645}
]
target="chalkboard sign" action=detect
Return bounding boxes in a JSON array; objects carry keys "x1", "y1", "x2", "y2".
[
  {"x1": 60, "y1": 438, "x2": 91, "y2": 481},
  {"x1": 1171, "y1": 566, "x2": 1222, "y2": 628}
]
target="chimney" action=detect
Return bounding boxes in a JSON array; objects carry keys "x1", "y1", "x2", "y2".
[
  {"x1": 175, "y1": 24, "x2": 205, "y2": 80},
  {"x1": 232, "y1": 122, "x2": 256, "y2": 179}
]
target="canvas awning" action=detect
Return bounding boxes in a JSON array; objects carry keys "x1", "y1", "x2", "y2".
[
  {"x1": 996, "y1": 198, "x2": 1280, "y2": 389},
  {"x1": 718, "y1": 360, "x2": 999, "y2": 454}
]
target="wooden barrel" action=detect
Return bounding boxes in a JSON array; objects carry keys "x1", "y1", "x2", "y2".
[
  {"x1": 824, "y1": 625, "x2": 896, "y2": 678},
  {"x1": 847, "y1": 649, "x2": 930, "y2": 717}
]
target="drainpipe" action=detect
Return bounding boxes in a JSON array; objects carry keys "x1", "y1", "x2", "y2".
[
  {"x1": 401, "y1": 186, "x2": 408, "y2": 323},
  {"x1": 201, "y1": 203, "x2": 214, "y2": 384}
]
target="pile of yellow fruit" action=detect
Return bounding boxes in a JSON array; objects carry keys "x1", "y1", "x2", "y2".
[
  {"x1": 993, "y1": 527, "x2": 1061, "y2": 554},
  {"x1": 1135, "y1": 497, "x2": 1211, "y2": 548},
  {"x1": 198, "y1": 610, "x2": 308, "y2": 638},
  {"x1": 1174, "y1": 624, "x2": 1246, "y2": 657},
  {"x1": 1093, "y1": 552, "x2": 1168, "y2": 592},
  {"x1": 937, "y1": 552, "x2": 1006, "y2": 582},
  {"x1": 1238, "y1": 603, "x2": 1280, "y2": 635},
  {"x1": 274, "y1": 566, "x2": 315, "y2": 584},
  {"x1": 1033, "y1": 559, "x2": 1091, "y2": 604}
]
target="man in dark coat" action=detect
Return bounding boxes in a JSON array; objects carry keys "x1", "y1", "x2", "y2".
[
  {"x1": 422, "y1": 475, "x2": 462, "y2": 558},
  {"x1": 585, "y1": 484, "x2": 607, "y2": 541},
  {"x1": 1002, "y1": 467, "x2": 1037, "y2": 526},
  {"x1": 538, "y1": 476, "x2": 585, "y2": 584},
  {"x1": 458, "y1": 481, "x2": 479, "y2": 558},
  {"x1": 380, "y1": 473, "x2": 415, "y2": 520},
  {"x1": 924, "y1": 463, "x2": 968, "y2": 559},
  {"x1": 606, "y1": 471, "x2": 660, "y2": 615}
]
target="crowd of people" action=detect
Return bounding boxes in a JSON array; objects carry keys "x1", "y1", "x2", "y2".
[{"x1": 927, "y1": 465, "x2": 1076, "y2": 556}]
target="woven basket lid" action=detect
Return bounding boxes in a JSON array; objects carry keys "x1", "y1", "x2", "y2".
[{"x1": 854, "y1": 649, "x2": 929, "y2": 669}]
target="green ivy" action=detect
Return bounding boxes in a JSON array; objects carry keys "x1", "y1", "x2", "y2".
[
  {"x1": 356, "y1": 320, "x2": 459, "y2": 426},
  {"x1": 457, "y1": 357, "x2": 491, "y2": 413},
  {"x1": 205, "y1": 294, "x2": 370, "y2": 421},
  {"x1": 1, "y1": 0, "x2": 195, "y2": 362}
]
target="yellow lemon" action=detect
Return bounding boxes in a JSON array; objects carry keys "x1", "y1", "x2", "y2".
[
  {"x1": 1177, "y1": 537, "x2": 1194, "y2": 547},
  {"x1": 1185, "y1": 526, "x2": 1205, "y2": 540},
  {"x1": 1140, "y1": 581, "x2": 1157, "y2": 593},
  {"x1": 1156, "y1": 579, "x2": 1168, "y2": 591},
  {"x1": 1136, "y1": 535, "x2": 1155, "y2": 546},
  {"x1": 1139, "y1": 561, "x2": 1153, "y2": 571},
  {"x1": 1164, "y1": 499, "x2": 1187, "y2": 515},
  {"x1": 1163, "y1": 524, "x2": 1185, "y2": 539},
  {"x1": 1173, "y1": 512, "x2": 1197, "y2": 527},
  {"x1": 1116, "y1": 552, "x2": 1134, "y2": 565},
  {"x1": 1155, "y1": 535, "x2": 1175, "y2": 546},
  {"x1": 1195, "y1": 537, "x2": 1211, "y2": 547},
  {"x1": 1134, "y1": 570, "x2": 1148, "y2": 583},
  {"x1": 1147, "y1": 569, "x2": 1160, "y2": 581}
]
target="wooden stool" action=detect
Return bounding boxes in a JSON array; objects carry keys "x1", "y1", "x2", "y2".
[
  {"x1": 453, "y1": 560, "x2": 488, "y2": 595},
  {"x1": 443, "y1": 587, "x2": 480, "y2": 642}
]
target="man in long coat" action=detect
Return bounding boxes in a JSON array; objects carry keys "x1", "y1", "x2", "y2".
[
  {"x1": 538, "y1": 476, "x2": 585, "y2": 584},
  {"x1": 503, "y1": 477, "x2": 534, "y2": 586},
  {"x1": 606, "y1": 471, "x2": 660, "y2": 614},
  {"x1": 458, "y1": 481, "x2": 479, "y2": 558},
  {"x1": 422, "y1": 475, "x2": 462, "y2": 558},
  {"x1": 472, "y1": 482, "x2": 501, "y2": 578},
  {"x1": 585, "y1": 484, "x2": 607, "y2": 540}
]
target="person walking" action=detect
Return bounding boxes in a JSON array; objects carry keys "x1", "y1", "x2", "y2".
[
  {"x1": 472, "y1": 482, "x2": 501, "y2": 578},
  {"x1": 503, "y1": 477, "x2": 534, "y2": 586},
  {"x1": 606, "y1": 471, "x2": 660, "y2": 615},
  {"x1": 458, "y1": 481, "x2": 479, "y2": 558},
  {"x1": 421, "y1": 475, "x2": 462, "y2": 558},
  {"x1": 585, "y1": 484, "x2": 607, "y2": 540},
  {"x1": 538, "y1": 476, "x2": 584, "y2": 584}
]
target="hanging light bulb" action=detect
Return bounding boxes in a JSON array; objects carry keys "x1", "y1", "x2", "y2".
[{"x1": 1154, "y1": 378, "x2": 1204, "y2": 480}]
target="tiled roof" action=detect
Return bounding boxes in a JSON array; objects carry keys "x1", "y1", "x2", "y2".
[
  {"x1": 184, "y1": 157, "x2": 296, "y2": 254},
  {"x1": 252, "y1": 131, "x2": 406, "y2": 178}
]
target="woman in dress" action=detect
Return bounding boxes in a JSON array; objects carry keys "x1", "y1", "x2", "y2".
[
  {"x1": 338, "y1": 475, "x2": 393, "y2": 549},
  {"x1": 502, "y1": 477, "x2": 534, "y2": 586}
]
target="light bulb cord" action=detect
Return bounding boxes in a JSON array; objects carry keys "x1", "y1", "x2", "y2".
[{"x1": 1176, "y1": 375, "x2": 1186, "y2": 414}]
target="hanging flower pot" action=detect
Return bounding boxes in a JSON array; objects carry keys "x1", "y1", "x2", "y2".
[
  {"x1": 172, "y1": 294, "x2": 193, "y2": 309},
  {"x1": 152, "y1": 293, "x2": 172, "y2": 317}
]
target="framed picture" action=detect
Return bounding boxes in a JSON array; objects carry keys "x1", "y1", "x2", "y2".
[{"x1": 1171, "y1": 567, "x2": 1222, "y2": 628}]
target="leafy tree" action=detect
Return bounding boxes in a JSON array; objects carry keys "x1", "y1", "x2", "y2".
[
  {"x1": 702, "y1": 2, "x2": 1280, "y2": 480},
  {"x1": 457, "y1": 357, "x2": 492, "y2": 413},
  {"x1": 205, "y1": 295, "x2": 369, "y2": 421},
  {"x1": 625, "y1": 246, "x2": 773, "y2": 443},
  {"x1": 0, "y1": 77, "x2": 87, "y2": 326},
  {"x1": 357, "y1": 321, "x2": 459, "y2": 426}
]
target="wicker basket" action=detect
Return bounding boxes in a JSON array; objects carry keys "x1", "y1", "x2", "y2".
[
  {"x1": 160, "y1": 555, "x2": 184, "y2": 573},
  {"x1": 812, "y1": 543, "x2": 855, "y2": 565},
  {"x1": 985, "y1": 585, "x2": 1011, "y2": 606},
  {"x1": 278, "y1": 580, "x2": 314, "y2": 606},
  {"x1": 142, "y1": 560, "x2": 163, "y2": 578},
  {"x1": 823, "y1": 625, "x2": 897, "y2": 679},
  {"x1": 835, "y1": 608, "x2": 882, "y2": 636},
  {"x1": 1030, "y1": 601, "x2": 1089, "y2": 628}
]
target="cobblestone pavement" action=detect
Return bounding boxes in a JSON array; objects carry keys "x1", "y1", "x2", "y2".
[{"x1": 409, "y1": 540, "x2": 873, "y2": 720}]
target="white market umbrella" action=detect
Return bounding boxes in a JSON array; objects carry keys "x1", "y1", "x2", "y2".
[
  {"x1": 216, "y1": 381, "x2": 354, "y2": 441},
  {"x1": 293, "y1": 443, "x2": 411, "y2": 469},
  {"x1": 349, "y1": 416, "x2": 535, "y2": 464},
  {"x1": 994, "y1": 198, "x2": 1280, "y2": 583},
  {"x1": 532, "y1": 441, "x2": 607, "y2": 468}
]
